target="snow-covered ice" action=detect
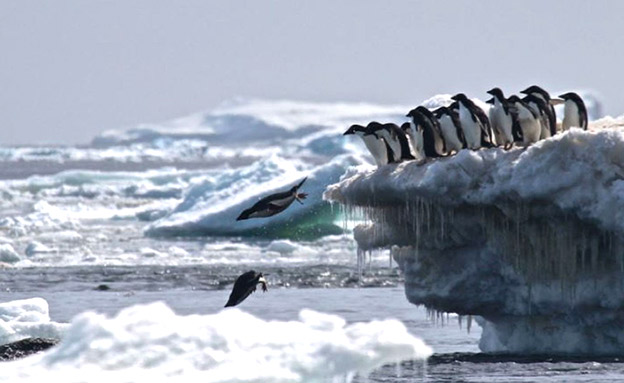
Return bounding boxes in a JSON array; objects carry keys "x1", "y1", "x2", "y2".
[
  {"x1": 0, "y1": 298, "x2": 68, "y2": 345},
  {"x1": 0, "y1": 300, "x2": 431, "y2": 383},
  {"x1": 325, "y1": 117, "x2": 624, "y2": 354}
]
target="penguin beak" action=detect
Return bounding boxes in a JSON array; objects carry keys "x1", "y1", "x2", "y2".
[
  {"x1": 550, "y1": 98, "x2": 565, "y2": 106},
  {"x1": 485, "y1": 97, "x2": 494, "y2": 104}
]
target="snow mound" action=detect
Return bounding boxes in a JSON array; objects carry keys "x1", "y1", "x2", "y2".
[
  {"x1": 0, "y1": 301, "x2": 431, "y2": 383},
  {"x1": 325, "y1": 118, "x2": 624, "y2": 354},
  {"x1": 146, "y1": 154, "x2": 365, "y2": 239},
  {"x1": 0, "y1": 298, "x2": 68, "y2": 345}
]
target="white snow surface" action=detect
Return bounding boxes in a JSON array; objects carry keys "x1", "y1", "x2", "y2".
[
  {"x1": 0, "y1": 298, "x2": 68, "y2": 345},
  {"x1": 0, "y1": 300, "x2": 431, "y2": 383},
  {"x1": 325, "y1": 117, "x2": 624, "y2": 354}
]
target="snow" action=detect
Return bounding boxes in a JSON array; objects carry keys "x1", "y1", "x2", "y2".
[
  {"x1": 325, "y1": 117, "x2": 624, "y2": 354},
  {"x1": 0, "y1": 298, "x2": 68, "y2": 345},
  {"x1": 0, "y1": 300, "x2": 431, "y2": 383}
]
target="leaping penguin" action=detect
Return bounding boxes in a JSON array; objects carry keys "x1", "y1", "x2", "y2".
[
  {"x1": 236, "y1": 178, "x2": 308, "y2": 221},
  {"x1": 520, "y1": 85, "x2": 557, "y2": 136},
  {"x1": 451, "y1": 94, "x2": 494, "y2": 150},
  {"x1": 406, "y1": 107, "x2": 446, "y2": 159},
  {"x1": 486, "y1": 88, "x2": 514, "y2": 149},
  {"x1": 559, "y1": 92, "x2": 588, "y2": 131},
  {"x1": 343, "y1": 124, "x2": 388, "y2": 166},
  {"x1": 432, "y1": 106, "x2": 465, "y2": 154},
  {"x1": 224, "y1": 270, "x2": 268, "y2": 307}
]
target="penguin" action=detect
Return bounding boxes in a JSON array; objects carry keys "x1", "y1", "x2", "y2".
[
  {"x1": 485, "y1": 87, "x2": 514, "y2": 149},
  {"x1": 559, "y1": 92, "x2": 588, "y2": 131},
  {"x1": 451, "y1": 93, "x2": 494, "y2": 150},
  {"x1": 236, "y1": 178, "x2": 308, "y2": 220},
  {"x1": 402, "y1": 119, "x2": 425, "y2": 160},
  {"x1": 432, "y1": 106, "x2": 465, "y2": 154},
  {"x1": 367, "y1": 122, "x2": 415, "y2": 162},
  {"x1": 507, "y1": 96, "x2": 541, "y2": 146},
  {"x1": 343, "y1": 124, "x2": 388, "y2": 166},
  {"x1": 523, "y1": 94, "x2": 552, "y2": 139},
  {"x1": 406, "y1": 107, "x2": 446, "y2": 159},
  {"x1": 520, "y1": 85, "x2": 557, "y2": 136},
  {"x1": 224, "y1": 270, "x2": 268, "y2": 307}
]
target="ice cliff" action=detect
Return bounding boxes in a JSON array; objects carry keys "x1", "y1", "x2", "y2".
[{"x1": 325, "y1": 119, "x2": 624, "y2": 354}]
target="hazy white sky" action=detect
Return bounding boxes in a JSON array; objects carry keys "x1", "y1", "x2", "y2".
[{"x1": 1, "y1": 1, "x2": 623, "y2": 145}]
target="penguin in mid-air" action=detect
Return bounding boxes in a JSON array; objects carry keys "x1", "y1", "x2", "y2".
[
  {"x1": 451, "y1": 94, "x2": 494, "y2": 150},
  {"x1": 520, "y1": 85, "x2": 557, "y2": 136},
  {"x1": 343, "y1": 124, "x2": 388, "y2": 166},
  {"x1": 236, "y1": 178, "x2": 308, "y2": 221},
  {"x1": 486, "y1": 88, "x2": 514, "y2": 149},
  {"x1": 224, "y1": 270, "x2": 268, "y2": 307},
  {"x1": 406, "y1": 107, "x2": 446, "y2": 159},
  {"x1": 559, "y1": 92, "x2": 588, "y2": 131},
  {"x1": 507, "y1": 95, "x2": 541, "y2": 146},
  {"x1": 432, "y1": 106, "x2": 465, "y2": 154}
]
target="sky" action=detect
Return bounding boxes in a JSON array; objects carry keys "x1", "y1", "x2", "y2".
[{"x1": 1, "y1": 0, "x2": 623, "y2": 145}]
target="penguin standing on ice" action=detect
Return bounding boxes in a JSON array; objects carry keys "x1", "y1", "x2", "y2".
[
  {"x1": 507, "y1": 95, "x2": 541, "y2": 146},
  {"x1": 451, "y1": 94, "x2": 494, "y2": 150},
  {"x1": 236, "y1": 178, "x2": 308, "y2": 220},
  {"x1": 367, "y1": 122, "x2": 415, "y2": 162},
  {"x1": 559, "y1": 92, "x2": 588, "y2": 131},
  {"x1": 523, "y1": 94, "x2": 552, "y2": 139},
  {"x1": 432, "y1": 106, "x2": 465, "y2": 154},
  {"x1": 224, "y1": 270, "x2": 268, "y2": 307},
  {"x1": 343, "y1": 124, "x2": 388, "y2": 166},
  {"x1": 486, "y1": 88, "x2": 514, "y2": 149},
  {"x1": 406, "y1": 107, "x2": 446, "y2": 159},
  {"x1": 520, "y1": 85, "x2": 557, "y2": 136}
]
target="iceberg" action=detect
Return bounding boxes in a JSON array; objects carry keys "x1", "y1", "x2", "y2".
[
  {"x1": 0, "y1": 300, "x2": 431, "y2": 382},
  {"x1": 325, "y1": 119, "x2": 624, "y2": 354}
]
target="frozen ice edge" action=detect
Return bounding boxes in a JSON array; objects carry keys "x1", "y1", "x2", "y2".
[{"x1": 324, "y1": 119, "x2": 624, "y2": 355}]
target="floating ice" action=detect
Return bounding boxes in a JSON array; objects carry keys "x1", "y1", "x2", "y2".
[
  {"x1": 25, "y1": 241, "x2": 55, "y2": 257},
  {"x1": 0, "y1": 298, "x2": 68, "y2": 345},
  {"x1": 325, "y1": 118, "x2": 624, "y2": 354},
  {"x1": 0, "y1": 244, "x2": 20, "y2": 263},
  {"x1": 0, "y1": 301, "x2": 431, "y2": 382}
]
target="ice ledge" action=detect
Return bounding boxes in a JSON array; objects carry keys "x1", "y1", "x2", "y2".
[{"x1": 325, "y1": 120, "x2": 624, "y2": 354}]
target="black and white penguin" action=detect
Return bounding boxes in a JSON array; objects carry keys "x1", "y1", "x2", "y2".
[
  {"x1": 451, "y1": 93, "x2": 494, "y2": 150},
  {"x1": 224, "y1": 270, "x2": 268, "y2": 307},
  {"x1": 507, "y1": 95, "x2": 541, "y2": 146},
  {"x1": 432, "y1": 106, "x2": 465, "y2": 154},
  {"x1": 486, "y1": 88, "x2": 514, "y2": 149},
  {"x1": 236, "y1": 178, "x2": 308, "y2": 221},
  {"x1": 383, "y1": 123, "x2": 416, "y2": 161},
  {"x1": 520, "y1": 85, "x2": 557, "y2": 136},
  {"x1": 559, "y1": 92, "x2": 588, "y2": 131},
  {"x1": 523, "y1": 94, "x2": 552, "y2": 139},
  {"x1": 406, "y1": 107, "x2": 446, "y2": 159},
  {"x1": 343, "y1": 124, "x2": 388, "y2": 166}
]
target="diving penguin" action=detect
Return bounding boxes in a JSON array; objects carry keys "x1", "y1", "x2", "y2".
[
  {"x1": 224, "y1": 270, "x2": 268, "y2": 307},
  {"x1": 559, "y1": 92, "x2": 588, "y2": 131},
  {"x1": 236, "y1": 178, "x2": 308, "y2": 220}
]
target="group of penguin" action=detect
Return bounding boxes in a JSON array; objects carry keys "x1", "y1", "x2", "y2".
[{"x1": 344, "y1": 85, "x2": 588, "y2": 166}]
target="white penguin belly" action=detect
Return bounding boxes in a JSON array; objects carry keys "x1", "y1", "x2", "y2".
[
  {"x1": 362, "y1": 135, "x2": 388, "y2": 166},
  {"x1": 439, "y1": 115, "x2": 462, "y2": 153},
  {"x1": 562, "y1": 100, "x2": 580, "y2": 130},
  {"x1": 379, "y1": 131, "x2": 402, "y2": 160},
  {"x1": 517, "y1": 107, "x2": 541, "y2": 145},
  {"x1": 408, "y1": 122, "x2": 425, "y2": 159},
  {"x1": 489, "y1": 103, "x2": 513, "y2": 145},
  {"x1": 459, "y1": 105, "x2": 481, "y2": 149}
]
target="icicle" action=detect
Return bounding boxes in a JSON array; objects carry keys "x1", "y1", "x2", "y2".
[{"x1": 467, "y1": 315, "x2": 472, "y2": 333}]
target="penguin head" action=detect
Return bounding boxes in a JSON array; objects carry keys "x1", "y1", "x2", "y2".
[
  {"x1": 406, "y1": 108, "x2": 418, "y2": 118},
  {"x1": 485, "y1": 97, "x2": 495, "y2": 105},
  {"x1": 486, "y1": 87, "x2": 505, "y2": 99},
  {"x1": 400, "y1": 122, "x2": 411, "y2": 132},
  {"x1": 558, "y1": 92, "x2": 583, "y2": 103},
  {"x1": 521, "y1": 85, "x2": 551, "y2": 99},
  {"x1": 415, "y1": 106, "x2": 433, "y2": 117},
  {"x1": 451, "y1": 93, "x2": 468, "y2": 102},
  {"x1": 365, "y1": 122, "x2": 385, "y2": 138},
  {"x1": 344, "y1": 124, "x2": 365, "y2": 136},
  {"x1": 432, "y1": 106, "x2": 448, "y2": 118}
]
